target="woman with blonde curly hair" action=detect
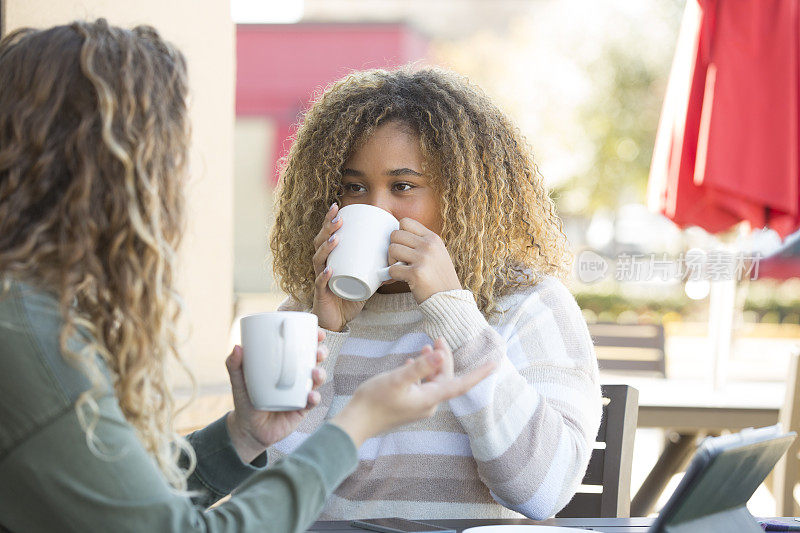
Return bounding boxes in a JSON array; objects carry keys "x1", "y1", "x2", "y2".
[
  {"x1": 0, "y1": 21, "x2": 493, "y2": 532},
  {"x1": 270, "y1": 67, "x2": 602, "y2": 520}
]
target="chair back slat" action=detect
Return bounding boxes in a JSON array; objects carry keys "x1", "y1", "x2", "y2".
[
  {"x1": 590, "y1": 323, "x2": 666, "y2": 377},
  {"x1": 557, "y1": 492, "x2": 602, "y2": 518},
  {"x1": 556, "y1": 384, "x2": 639, "y2": 518},
  {"x1": 582, "y1": 448, "x2": 606, "y2": 485},
  {"x1": 596, "y1": 410, "x2": 608, "y2": 442}
]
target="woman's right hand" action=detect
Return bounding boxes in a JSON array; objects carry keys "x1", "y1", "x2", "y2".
[
  {"x1": 331, "y1": 338, "x2": 496, "y2": 447},
  {"x1": 311, "y1": 203, "x2": 366, "y2": 331}
]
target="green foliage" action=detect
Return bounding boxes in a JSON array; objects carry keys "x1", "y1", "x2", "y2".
[
  {"x1": 574, "y1": 280, "x2": 800, "y2": 324},
  {"x1": 575, "y1": 289, "x2": 691, "y2": 321},
  {"x1": 554, "y1": 43, "x2": 673, "y2": 213}
]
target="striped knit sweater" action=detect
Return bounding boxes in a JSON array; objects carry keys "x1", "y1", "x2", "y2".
[{"x1": 271, "y1": 275, "x2": 602, "y2": 520}]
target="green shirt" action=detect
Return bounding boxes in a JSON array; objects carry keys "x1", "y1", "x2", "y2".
[{"x1": 0, "y1": 280, "x2": 358, "y2": 532}]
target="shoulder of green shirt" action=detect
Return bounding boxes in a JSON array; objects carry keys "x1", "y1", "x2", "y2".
[
  {"x1": 0, "y1": 279, "x2": 107, "y2": 460},
  {"x1": 0, "y1": 278, "x2": 360, "y2": 531},
  {"x1": 0, "y1": 279, "x2": 267, "y2": 501}
]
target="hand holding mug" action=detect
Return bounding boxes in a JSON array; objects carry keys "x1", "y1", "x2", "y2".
[
  {"x1": 387, "y1": 217, "x2": 462, "y2": 304},
  {"x1": 311, "y1": 203, "x2": 367, "y2": 331},
  {"x1": 226, "y1": 327, "x2": 328, "y2": 464}
]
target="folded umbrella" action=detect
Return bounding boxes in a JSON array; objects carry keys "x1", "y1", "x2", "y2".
[
  {"x1": 648, "y1": 0, "x2": 800, "y2": 238},
  {"x1": 647, "y1": 0, "x2": 800, "y2": 389}
]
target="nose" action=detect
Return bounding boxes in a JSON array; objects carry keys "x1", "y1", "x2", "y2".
[{"x1": 365, "y1": 193, "x2": 396, "y2": 219}]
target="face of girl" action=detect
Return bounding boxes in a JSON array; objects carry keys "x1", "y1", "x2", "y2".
[{"x1": 340, "y1": 121, "x2": 443, "y2": 235}]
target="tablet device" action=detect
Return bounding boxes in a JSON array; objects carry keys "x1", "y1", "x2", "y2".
[{"x1": 649, "y1": 424, "x2": 796, "y2": 533}]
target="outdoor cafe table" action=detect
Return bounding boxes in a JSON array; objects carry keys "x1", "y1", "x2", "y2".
[
  {"x1": 601, "y1": 376, "x2": 786, "y2": 516},
  {"x1": 308, "y1": 517, "x2": 799, "y2": 532},
  {"x1": 308, "y1": 517, "x2": 655, "y2": 532}
]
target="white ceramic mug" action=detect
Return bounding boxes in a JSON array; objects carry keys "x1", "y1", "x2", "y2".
[
  {"x1": 240, "y1": 312, "x2": 318, "y2": 411},
  {"x1": 326, "y1": 204, "x2": 401, "y2": 301}
]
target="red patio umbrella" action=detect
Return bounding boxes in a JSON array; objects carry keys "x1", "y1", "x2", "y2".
[
  {"x1": 646, "y1": 0, "x2": 800, "y2": 389},
  {"x1": 648, "y1": 0, "x2": 800, "y2": 238}
]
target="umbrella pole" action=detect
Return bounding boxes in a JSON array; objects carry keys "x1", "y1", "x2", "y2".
[
  {"x1": 707, "y1": 227, "x2": 748, "y2": 390},
  {"x1": 708, "y1": 274, "x2": 736, "y2": 390}
]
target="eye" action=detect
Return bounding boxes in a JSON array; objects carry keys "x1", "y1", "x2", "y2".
[
  {"x1": 393, "y1": 182, "x2": 414, "y2": 192},
  {"x1": 342, "y1": 183, "x2": 366, "y2": 194}
]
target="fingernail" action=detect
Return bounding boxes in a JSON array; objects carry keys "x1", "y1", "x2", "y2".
[
  {"x1": 328, "y1": 234, "x2": 335, "y2": 243},
  {"x1": 324, "y1": 266, "x2": 331, "y2": 274},
  {"x1": 331, "y1": 215, "x2": 341, "y2": 224},
  {"x1": 329, "y1": 202, "x2": 337, "y2": 211}
]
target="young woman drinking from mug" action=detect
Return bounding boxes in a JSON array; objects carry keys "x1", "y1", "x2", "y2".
[
  {"x1": 270, "y1": 68, "x2": 603, "y2": 520},
  {"x1": 0, "y1": 21, "x2": 493, "y2": 533}
]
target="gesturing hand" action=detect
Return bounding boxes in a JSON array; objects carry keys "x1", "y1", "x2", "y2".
[
  {"x1": 225, "y1": 329, "x2": 329, "y2": 464},
  {"x1": 331, "y1": 338, "x2": 496, "y2": 447},
  {"x1": 387, "y1": 218, "x2": 462, "y2": 304}
]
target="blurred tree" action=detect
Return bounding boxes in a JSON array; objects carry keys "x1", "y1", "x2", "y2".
[
  {"x1": 433, "y1": 0, "x2": 684, "y2": 216},
  {"x1": 554, "y1": 42, "x2": 674, "y2": 213}
]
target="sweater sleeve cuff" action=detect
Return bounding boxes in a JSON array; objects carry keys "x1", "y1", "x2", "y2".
[
  {"x1": 290, "y1": 422, "x2": 358, "y2": 494},
  {"x1": 322, "y1": 326, "x2": 350, "y2": 354},
  {"x1": 188, "y1": 414, "x2": 267, "y2": 497},
  {"x1": 419, "y1": 289, "x2": 488, "y2": 351}
]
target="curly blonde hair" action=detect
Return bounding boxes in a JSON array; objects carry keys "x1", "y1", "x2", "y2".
[
  {"x1": 0, "y1": 20, "x2": 193, "y2": 489},
  {"x1": 271, "y1": 67, "x2": 570, "y2": 316}
]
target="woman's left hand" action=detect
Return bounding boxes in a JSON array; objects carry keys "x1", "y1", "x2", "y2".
[
  {"x1": 387, "y1": 218, "x2": 462, "y2": 304},
  {"x1": 225, "y1": 329, "x2": 328, "y2": 464}
]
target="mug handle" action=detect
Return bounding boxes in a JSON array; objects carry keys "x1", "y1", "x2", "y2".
[
  {"x1": 275, "y1": 319, "x2": 297, "y2": 389},
  {"x1": 376, "y1": 261, "x2": 407, "y2": 282}
]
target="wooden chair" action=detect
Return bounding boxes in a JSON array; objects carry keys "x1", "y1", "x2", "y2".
[
  {"x1": 769, "y1": 351, "x2": 800, "y2": 516},
  {"x1": 557, "y1": 384, "x2": 639, "y2": 518},
  {"x1": 589, "y1": 323, "x2": 667, "y2": 377}
]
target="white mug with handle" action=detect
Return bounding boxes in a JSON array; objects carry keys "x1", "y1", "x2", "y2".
[
  {"x1": 326, "y1": 204, "x2": 405, "y2": 301},
  {"x1": 240, "y1": 311, "x2": 318, "y2": 411}
]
